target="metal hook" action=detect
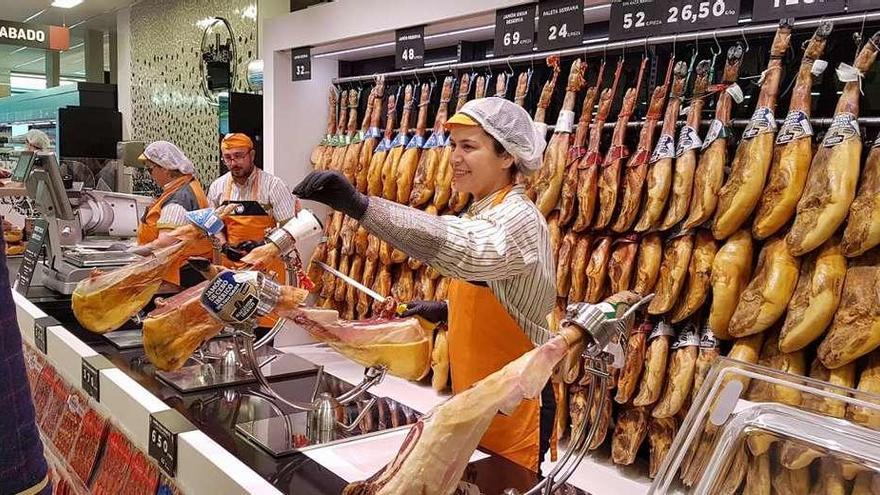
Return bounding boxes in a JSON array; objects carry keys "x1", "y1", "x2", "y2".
[
  {"x1": 644, "y1": 37, "x2": 649, "y2": 58},
  {"x1": 413, "y1": 69, "x2": 420, "y2": 86},
  {"x1": 712, "y1": 31, "x2": 722, "y2": 57},
  {"x1": 740, "y1": 28, "x2": 750, "y2": 53},
  {"x1": 506, "y1": 56, "x2": 515, "y2": 76}
]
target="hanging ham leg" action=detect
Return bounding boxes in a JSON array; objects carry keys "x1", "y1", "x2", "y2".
[
  {"x1": 612, "y1": 60, "x2": 674, "y2": 233},
  {"x1": 340, "y1": 89, "x2": 363, "y2": 182},
  {"x1": 396, "y1": 83, "x2": 431, "y2": 204},
  {"x1": 635, "y1": 61, "x2": 688, "y2": 232},
  {"x1": 524, "y1": 58, "x2": 561, "y2": 200},
  {"x1": 753, "y1": 23, "x2": 832, "y2": 240},
  {"x1": 367, "y1": 93, "x2": 398, "y2": 196},
  {"x1": 312, "y1": 87, "x2": 338, "y2": 171},
  {"x1": 595, "y1": 57, "x2": 647, "y2": 229},
  {"x1": 659, "y1": 59, "x2": 711, "y2": 231},
  {"x1": 559, "y1": 62, "x2": 604, "y2": 226},
  {"x1": 573, "y1": 59, "x2": 624, "y2": 232},
  {"x1": 788, "y1": 31, "x2": 880, "y2": 255},
  {"x1": 356, "y1": 77, "x2": 385, "y2": 193},
  {"x1": 410, "y1": 77, "x2": 453, "y2": 207},
  {"x1": 433, "y1": 74, "x2": 472, "y2": 210},
  {"x1": 713, "y1": 20, "x2": 793, "y2": 240},
  {"x1": 381, "y1": 85, "x2": 414, "y2": 201},
  {"x1": 328, "y1": 90, "x2": 350, "y2": 172},
  {"x1": 533, "y1": 58, "x2": 586, "y2": 217}
]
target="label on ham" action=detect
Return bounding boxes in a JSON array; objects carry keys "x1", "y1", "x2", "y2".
[
  {"x1": 776, "y1": 110, "x2": 814, "y2": 145},
  {"x1": 405, "y1": 135, "x2": 423, "y2": 149},
  {"x1": 350, "y1": 130, "x2": 365, "y2": 145},
  {"x1": 185, "y1": 208, "x2": 224, "y2": 236},
  {"x1": 811, "y1": 59, "x2": 828, "y2": 77},
  {"x1": 390, "y1": 133, "x2": 409, "y2": 148},
  {"x1": 700, "y1": 324, "x2": 720, "y2": 349},
  {"x1": 649, "y1": 133, "x2": 676, "y2": 163},
  {"x1": 554, "y1": 109, "x2": 576, "y2": 134},
  {"x1": 649, "y1": 320, "x2": 675, "y2": 340},
  {"x1": 366, "y1": 127, "x2": 382, "y2": 139},
  {"x1": 201, "y1": 271, "x2": 262, "y2": 323},
  {"x1": 423, "y1": 131, "x2": 444, "y2": 149},
  {"x1": 375, "y1": 137, "x2": 393, "y2": 152},
  {"x1": 675, "y1": 125, "x2": 703, "y2": 157},
  {"x1": 742, "y1": 107, "x2": 777, "y2": 140},
  {"x1": 702, "y1": 119, "x2": 729, "y2": 150},
  {"x1": 320, "y1": 133, "x2": 332, "y2": 146},
  {"x1": 671, "y1": 323, "x2": 701, "y2": 349},
  {"x1": 726, "y1": 83, "x2": 745, "y2": 104},
  {"x1": 822, "y1": 112, "x2": 860, "y2": 148}
]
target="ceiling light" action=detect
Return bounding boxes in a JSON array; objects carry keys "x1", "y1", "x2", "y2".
[{"x1": 51, "y1": 0, "x2": 84, "y2": 8}]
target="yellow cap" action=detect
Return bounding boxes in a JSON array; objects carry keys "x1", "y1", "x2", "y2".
[{"x1": 444, "y1": 112, "x2": 478, "y2": 129}]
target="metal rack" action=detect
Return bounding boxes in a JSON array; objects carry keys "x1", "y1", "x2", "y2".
[{"x1": 332, "y1": 11, "x2": 880, "y2": 84}]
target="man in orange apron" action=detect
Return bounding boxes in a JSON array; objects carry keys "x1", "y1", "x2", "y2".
[
  {"x1": 136, "y1": 141, "x2": 212, "y2": 287},
  {"x1": 293, "y1": 97, "x2": 557, "y2": 472},
  {"x1": 208, "y1": 133, "x2": 297, "y2": 328}
]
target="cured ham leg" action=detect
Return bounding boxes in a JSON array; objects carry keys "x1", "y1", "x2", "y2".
[
  {"x1": 328, "y1": 90, "x2": 350, "y2": 172},
  {"x1": 559, "y1": 62, "x2": 604, "y2": 226},
  {"x1": 753, "y1": 23, "x2": 832, "y2": 240},
  {"x1": 340, "y1": 89, "x2": 363, "y2": 182},
  {"x1": 433, "y1": 74, "x2": 472, "y2": 210},
  {"x1": 311, "y1": 88, "x2": 338, "y2": 171},
  {"x1": 594, "y1": 58, "x2": 646, "y2": 229},
  {"x1": 381, "y1": 85, "x2": 414, "y2": 201},
  {"x1": 409, "y1": 77, "x2": 453, "y2": 207},
  {"x1": 634, "y1": 61, "x2": 688, "y2": 232},
  {"x1": 713, "y1": 21, "x2": 792, "y2": 240},
  {"x1": 788, "y1": 31, "x2": 880, "y2": 255},
  {"x1": 366, "y1": 93, "x2": 398, "y2": 196},
  {"x1": 447, "y1": 76, "x2": 491, "y2": 213},
  {"x1": 532, "y1": 58, "x2": 586, "y2": 216},
  {"x1": 684, "y1": 45, "x2": 744, "y2": 230},
  {"x1": 355, "y1": 77, "x2": 385, "y2": 193},
  {"x1": 659, "y1": 60, "x2": 710, "y2": 231},
  {"x1": 573, "y1": 59, "x2": 624, "y2": 232},
  {"x1": 524, "y1": 58, "x2": 561, "y2": 200},
  {"x1": 842, "y1": 132, "x2": 880, "y2": 256},
  {"x1": 612, "y1": 60, "x2": 673, "y2": 233},
  {"x1": 396, "y1": 83, "x2": 431, "y2": 204}
]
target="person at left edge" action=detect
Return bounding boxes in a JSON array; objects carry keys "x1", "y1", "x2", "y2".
[
  {"x1": 208, "y1": 133, "x2": 297, "y2": 327},
  {"x1": 136, "y1": 141, "x2": 212, "y2": 288}
]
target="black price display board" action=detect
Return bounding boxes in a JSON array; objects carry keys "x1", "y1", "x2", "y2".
[
  {"x1": 15, "y1": 218, "x2": 48, "y2": 295},
  {"x1": 537, "y1": 0, "x2": 584, "y2": 51},
  {"x1": 396, "y1": 26, "x2": 425, "y2": 69},
  {"x1": 609, "y1": 0, "x2": 741, "y2": 41},
  {"x1": 848, "y1": 0, "x2": 877, "y2": 13},
  {"x1": 291, "y1": 47, "x2": 311, "y2": 81},
  {"x1": 33, "y1": 316, "x2": 57, "y2": 355},
  {"x1": 751, "y1": 0, "x2": 843, "y2": 22},
  {"x1": 494, "y1": 4, "x2": 537, "y2": 57},
  {"x1": 149, "y1": 410, "x2": 196, "y2": 476}
]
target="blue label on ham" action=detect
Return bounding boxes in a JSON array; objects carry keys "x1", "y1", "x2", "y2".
[
  {"x1": 649, "y1": 134, "x2": 676, "y2": 163},
  {"x1": 675, "y1": 125, "x2": 703, "y2": 157},
  {"x1": 742, "y1": 107, "x2": 777, "y2": 140},
  {"x1": 776, "y1": 110, "x2": 813, "y2": 145},
  {"x1": 823, "y1": 113, "x2": 860, "y2": 148},
  {"x1": 406, "y1": 135, "x2": 425, "y2": 149}
]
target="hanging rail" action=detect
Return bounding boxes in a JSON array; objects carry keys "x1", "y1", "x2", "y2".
[{"x1": 332, "y1": 10, "x2": 880, "y2": 84}]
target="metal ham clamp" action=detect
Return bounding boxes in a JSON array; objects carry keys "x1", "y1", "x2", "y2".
[{"x1": 504, "y1": 293, "x2": 654, "y2": 495}]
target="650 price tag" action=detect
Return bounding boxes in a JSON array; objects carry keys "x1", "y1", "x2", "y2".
[{"x1": 149, "y1": 410, "x2": 196, "y2": 476}]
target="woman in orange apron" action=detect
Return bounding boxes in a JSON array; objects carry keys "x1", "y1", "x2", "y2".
[
  {"x1": 136, "y1": 141, "x2": 212, "y2": 287},
  {"x1": 294, "y1": 97, "x2": 556, "y2": 472}
]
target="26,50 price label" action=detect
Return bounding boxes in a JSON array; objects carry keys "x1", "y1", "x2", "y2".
[{"x1": 609, "y1": 0, "x2": 741, "y2": 42}]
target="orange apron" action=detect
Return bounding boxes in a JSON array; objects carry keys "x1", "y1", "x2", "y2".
[
  {"x1": 220, "y1": 175, "x2": 286, "y2": 327},
  {"x1": 446, "y1": 185, "x2": 546, "y2": 472},
  {"x1": 137, "y1": 175, "x2": 212, "y2": 286}
]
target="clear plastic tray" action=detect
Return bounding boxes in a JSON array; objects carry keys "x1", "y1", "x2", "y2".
[{"x1": 650, "y1": 356, "x2": 880, "y2": 494}]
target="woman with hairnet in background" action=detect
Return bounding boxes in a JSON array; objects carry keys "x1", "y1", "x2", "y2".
[
  {"x1": 293, "y1": 97, "x2": 557, "y2": 472},
  {"x1": 136, "y1": 141, "x2": 212, "y2": 288}
]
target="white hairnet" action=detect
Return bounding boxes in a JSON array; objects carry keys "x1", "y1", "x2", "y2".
[
  {"x1": 142, "y1": 141, "x2": 195, "y2": 175},
  {"x1": 455, "y1": 97, "x2": 547, "y2": 174},
  {"x1": 25, "y1": 129, "x2": 51, "y2": 151}
]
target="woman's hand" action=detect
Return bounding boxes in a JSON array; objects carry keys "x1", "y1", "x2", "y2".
[{"x1": 292, "y1": 171, "x2": 368, "y2": 219}]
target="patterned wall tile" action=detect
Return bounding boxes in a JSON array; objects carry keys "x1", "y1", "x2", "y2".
[{"x1": 130, "y1": 0, "x2": 257, "y2": 188}]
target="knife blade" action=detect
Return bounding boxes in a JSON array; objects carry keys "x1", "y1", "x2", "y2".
[{"x1": 316, "y1": 260, "x2": 386, "y2": 303}]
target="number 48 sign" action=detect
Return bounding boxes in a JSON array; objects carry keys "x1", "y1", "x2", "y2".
[{"x1": 396, "y1": 26, "x2": 425, "y2": 69}]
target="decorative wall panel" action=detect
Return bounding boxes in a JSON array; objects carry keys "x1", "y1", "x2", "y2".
[{"x1": 129, "y1": 0, "x2": 257, "y2": 186}]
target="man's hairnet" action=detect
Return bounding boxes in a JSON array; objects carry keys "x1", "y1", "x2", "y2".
[
  {"x1": 445, "y1": 97, "x2": 547, "y2": 174},
  {"x1": 140, "y1": 141, "x2": 195, "y2": 175},
  {"x1": 24, "y1": 129, "x2": 51, "y2": 151},
  {"x1": 221, "y1": 133, "x2": 254, "y2": 151}
]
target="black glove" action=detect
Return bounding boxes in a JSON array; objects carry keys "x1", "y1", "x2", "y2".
[
  {"x1": 222, "y1": 240, "x2": 263, "y2": 261},
  {"x1": 399, "y1": 300, "x2": 448, "y2": 324},
  {"x1": 292, "y1": 171, "x2": 369, "y2": 220}
]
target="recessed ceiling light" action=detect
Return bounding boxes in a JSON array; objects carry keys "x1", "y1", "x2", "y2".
[{"x1": 51, "y1": 0, "x2": 84, "y2": 8}]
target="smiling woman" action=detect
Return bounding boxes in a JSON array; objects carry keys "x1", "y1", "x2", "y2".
[{"x1": 293, "y1": 96, "x2": 558, "y2": 472}]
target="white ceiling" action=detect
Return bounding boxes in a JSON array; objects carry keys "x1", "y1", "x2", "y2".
[{"x1": 1, "y1": 0, "x2": 137, "y2": 77}]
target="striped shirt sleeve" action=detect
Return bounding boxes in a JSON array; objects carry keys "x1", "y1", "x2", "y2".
[
  {"x1": 267, "y1": 175, "x2": 296, "y2": 224},
  {"x1": 157, "y1": 203, "x2": 189, "y2": 229}
]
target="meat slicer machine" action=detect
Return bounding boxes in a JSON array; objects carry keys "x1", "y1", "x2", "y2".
[
  {"x1": 15, "y1": 150, "x2": 152, "y2": 294},
  {"x1": 165, "y1": 211, "x2": 391, "y2": 456}
]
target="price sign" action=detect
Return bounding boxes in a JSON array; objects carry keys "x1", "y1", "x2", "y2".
[
  {"x1": 537, "y1": 0, "x2": 584, "y2": 51},
  {"x1": 291, "y1": 47, "x2": 311, "y2": 81},
  {"x1": 395, "y1": 26, "x2": 425, "y2": 70},
  {"x1": 609, "y1": 0, "x2": 741, "y2": 41},
  {"x1": 751, "y1": 0, "x2": 843, "y2": 22},
  {"x1": 494, "y1": 4, "x2": 537, "y2": 57},
  {"x1": 81, "y1": 355, "x2": 112, "y2": 402},
  {"x1": 15, "y1": 218, "x2": 48, "y2": 295},
  {"x1": 848, "y1": 0, "x2": 876, "y2": 13},
  {"x1": 149, "y1": 410, "x2": 195, "y2": 476},
  {"x1": 33, "y1": 316, "x2": 56, "y2": 355}
]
